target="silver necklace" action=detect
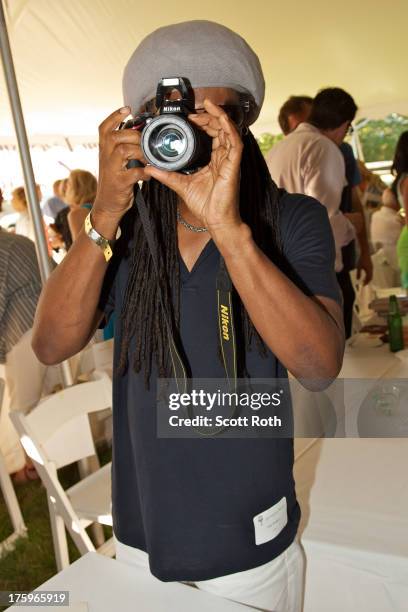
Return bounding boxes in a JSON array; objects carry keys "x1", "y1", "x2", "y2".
[{"x1": 177, "y1": 208, "x2": 207, "y2": 233}]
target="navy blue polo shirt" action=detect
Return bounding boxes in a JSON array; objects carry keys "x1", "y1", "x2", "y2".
[{"x1": 100, "y1": 191, "x2": 341, "y2": 582}]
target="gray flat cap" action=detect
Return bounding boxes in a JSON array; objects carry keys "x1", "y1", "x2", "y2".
[{"x1": 122, "y1": 20, "x2": 265, "y2": 125}]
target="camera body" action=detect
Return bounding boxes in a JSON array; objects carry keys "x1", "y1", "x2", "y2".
[{"x1": 121, "y1": 77, "x2": 212, "y2": 173}]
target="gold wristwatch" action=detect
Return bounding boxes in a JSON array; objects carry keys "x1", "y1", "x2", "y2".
[{"x1": 84, "y1": 212, "x2": 119, "y2": 262}]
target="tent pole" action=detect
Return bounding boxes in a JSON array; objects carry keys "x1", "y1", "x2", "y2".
[
  {"x1": 0, "y1": 0, "x2": 73, "y2": 386},
  {"x1": 0, "y1": 0, "x2": 50, "y2": 283}
]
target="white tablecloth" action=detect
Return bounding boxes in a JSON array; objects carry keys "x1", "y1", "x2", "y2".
[
  {"x1": 6, "y1": 552, "x2": 247, "y2": 611},
  {"x1": 340, "y1": 343, "x2": 399, "y2": 379},
  {"x1": 294, "y1": 438, "x2": 408, "y2": 612}
]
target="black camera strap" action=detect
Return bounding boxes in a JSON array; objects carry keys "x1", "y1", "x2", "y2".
[
  {"x1": 216, "y1": 258, "x2": 237, "y2": 389},
  {"x1": 134, "y1": 186, "x2": 187, "y2": 394},
  {"x1": 134, "y1": 184, "x2": 237, "y2": 399}
]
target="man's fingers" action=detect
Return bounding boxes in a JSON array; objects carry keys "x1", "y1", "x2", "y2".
[
  {"x1": 110, "y1": 128, "x2": 142, "y2": 146},
  {"x1": 123, "y1": 167, "x2": 151, "y2": 184},
  {"x1": 202, "y1": 98, "x2": 227, "y2": 119},
  {"x1": 189, "y1": 112, "x2": 222, "y2": 133},
  {"x1": 196, "y1": 101, "x2": 243, "y2": 154},
  {"x1": 144, "y1": 165, "x2": 185, "y2": 196},
  {"x1": 109, "y1": 143, "x2": 146, "y2": 168},
  {"x1": 101, "y1": 123, "x2": 142, "y2": 157},
  {"x1": 189, "y1": 116, "x2": 219, "y2": 139},
  {"x1": 98, "y1": 107, "x2": 131, "y2": 138}
]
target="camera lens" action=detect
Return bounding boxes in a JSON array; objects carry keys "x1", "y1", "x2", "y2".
[
  {"x1": 141, "y1": 114, "x2": 211, "y2": 172},
  {"x1": 155, "y1": 127, "x2": 187, "y2": 159}
]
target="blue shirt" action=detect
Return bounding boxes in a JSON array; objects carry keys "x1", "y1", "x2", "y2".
[
  {"x1": 42, "y1": 196, "x2": 66, "y2": 220},
  {"x1": 100, "y1": 191, "x2": 341, "y2": 581}
]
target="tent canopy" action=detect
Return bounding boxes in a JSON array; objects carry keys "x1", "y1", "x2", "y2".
[{"x1": 1, "y1": 0, "x2": 407, "y2": 140}]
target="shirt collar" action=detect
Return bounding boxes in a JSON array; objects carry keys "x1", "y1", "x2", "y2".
[{"x1": 293, "y1": 122, "x2": 321, "y2": 135}]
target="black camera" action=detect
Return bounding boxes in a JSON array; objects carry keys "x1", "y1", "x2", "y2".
[{"x1": 120, "y1": 77, "x2": 212, "y2": 174}]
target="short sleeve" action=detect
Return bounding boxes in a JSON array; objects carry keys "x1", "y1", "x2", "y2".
[{"x1": 279, "y1": 193, "x2": 342, "y2": 304}]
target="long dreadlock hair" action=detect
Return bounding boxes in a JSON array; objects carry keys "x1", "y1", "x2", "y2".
[{"x1": 117, "y1": 130, "x2": 283, "y2": 386}]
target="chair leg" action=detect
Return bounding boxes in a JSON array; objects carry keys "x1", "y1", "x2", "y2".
[
  {"x1": 0, "y1": 450, "x2": 26, "y2": 534},
  {"x1": 47, "y1": 495, "x2": 70, "y2": 571},
  {"x1": 78, "y1": 456, "x2": 106, "y2": 547},
  {"x1": 90, "y1": 522, "x2": 105, "y2": 548}
]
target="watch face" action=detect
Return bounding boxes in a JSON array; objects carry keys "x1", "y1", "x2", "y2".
[{"x1": 95, "y1": 234, "x2": 106, "y2": 248}]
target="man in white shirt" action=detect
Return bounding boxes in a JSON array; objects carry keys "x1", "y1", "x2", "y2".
[
  {"x1": 371, "y1": 188, "x2": 403, "y2": 270},
  {"x1": 266, "y1": 88, "x2": 359, "y2": 273}
]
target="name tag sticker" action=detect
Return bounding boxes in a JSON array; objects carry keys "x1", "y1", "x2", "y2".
[{"x1": 253, "y1": 497, "x2": 288, "y2": 545}]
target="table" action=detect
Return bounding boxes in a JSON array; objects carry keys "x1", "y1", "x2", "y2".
[
  {"x1": 292, "y1": 340, "x2": 408, "y2": 440},
  {"x1": 293, "y1": 339, "x2": 408, "y2": 611},
  {"x1": 294, "y1": 438, "x2": 408, "y2": 612},
  {"x1": 6, "y1": 552, "x2": 247, "y2": 611},
  {"x1": 340, "y1": 342, "x2": 399, "y2": 379}
]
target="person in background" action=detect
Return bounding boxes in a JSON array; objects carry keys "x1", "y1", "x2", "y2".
[
  {"x1": 370, "y1": 185, "x2": 403, "y2": 271},
  {"x1": 337, "y1": 141, "x2": 373, "y2": 336},
  {"x1": 0, "y1": 228, "x2": 45, "y2": 483},
  {"x1": 0, "y1": 186, "x2": 10, "y2": 227},
  {"x1": 266, "y1": 88, "x2": 358, "y2": 274},
  {"x1": 268, "y1": 89, "x2": 372, "y2": 335},
  {"x1": 0, "y1": 187, "x2": 9, "y2": 227},
  {"x1": 358, "y1": 161, "x2": 387, "y2": 213},
  {"x1": 278, "y1": 95, "x2": 313, "y2": 135},
  {"x1": 53, "y1": 170, "x2": 97, "y2": 250},
  {"x1": 42, "y1": 179, "x2": 67, "y2": 221},
  {"x1": 11, "y1": 184, "x2": 42, "y2": 241},
  {"x1": 389, "y1": 131, "x2": 408, "y2": 288}
]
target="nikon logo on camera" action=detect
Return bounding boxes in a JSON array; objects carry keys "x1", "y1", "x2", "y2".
[
  {"x1": 220, "y1": 305, "x2": 230, "y2": 341},
  {"x1": 164, "y1": 106, "x2": 181, "y2": 112}
]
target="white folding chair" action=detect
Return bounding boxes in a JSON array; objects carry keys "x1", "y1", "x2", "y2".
[
  {"x1": 0, "y1": 378, "x2": 27, "y2": 559},
  {"x1": 77, "y1": 339, "x2": 114, "y2": 380},
  {"x1": 349, "y1": 269, "x2": 377, "y2": 333},
  {"x1": 371, "y1": 249, "x2": 400, "y2": 289},
  {"x1": 10, "y1": 370, "x2": 114, "y2": 571},
  {"x1": 75, "y1": 339, "x2": 114, "y2": 447}
]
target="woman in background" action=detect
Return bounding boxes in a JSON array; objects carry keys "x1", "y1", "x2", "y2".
[
  {"x1": 53, "y1": 169, "x2": 97, "y2": 250},
  {"x1": 388, "y1": 132, "x2": 408, "y2": 288},
  {"x1": 11, "y1": 184, "x2": 42, "y2": 241}
]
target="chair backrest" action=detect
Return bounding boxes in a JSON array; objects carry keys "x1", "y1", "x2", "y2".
[
  {"x1": 10, "y1": 370, "x2": 112, "y2": 469},
  {"x1": 77, "y1": 339, "x2": 114, "y2": 378},
  {"x1": 349, "y1": 269, "x2": 376, "y2": 329},
  {"x1": 371, "y1": 249, "x2": 400, "y2": 288}
]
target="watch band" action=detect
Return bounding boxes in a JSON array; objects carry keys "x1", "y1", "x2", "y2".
[{"x1": 84, "y1": 211, "x2": 116, "y2": 262}]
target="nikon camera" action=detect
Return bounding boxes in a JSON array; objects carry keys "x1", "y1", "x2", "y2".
[{"x1": 120, "y1": 77, "x2": 212, "y2": 174}]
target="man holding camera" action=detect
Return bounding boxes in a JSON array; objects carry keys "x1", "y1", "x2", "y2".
[{"x1": 33, "y1": 21, "x2": 344, "y2": 611}]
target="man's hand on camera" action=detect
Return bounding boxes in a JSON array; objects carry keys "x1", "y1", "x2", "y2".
[
  {"x1": 92, "y1": 106, "x2": 151, "y2": 228},
  {"x1": 143, "y1": 99, "x2": 244, "y2": 236}
]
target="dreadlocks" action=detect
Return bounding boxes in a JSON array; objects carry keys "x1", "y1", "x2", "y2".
[{"x1": 117, "y1": 130, "x2": 282, "y2": 386}]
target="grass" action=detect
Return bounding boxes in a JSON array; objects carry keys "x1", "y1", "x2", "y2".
[{"x1": 0, "y1": 447, "x2": 112, "y2": 611}]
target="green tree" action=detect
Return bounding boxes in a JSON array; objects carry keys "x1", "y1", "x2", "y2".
[
  {"x1": 257, "y1": 132, "x2": 283, "y2": 156},
  {"x1": 356, "y1": 114, "x2": 408, "y2": 162}
]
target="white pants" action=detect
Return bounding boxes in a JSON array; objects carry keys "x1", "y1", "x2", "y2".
[
  {"x1": 0, "y1": 329, "x2": 47, "y2": 473},
  {"x1": 114, "y1": 535, "x2": 305, "y2": 611}
]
